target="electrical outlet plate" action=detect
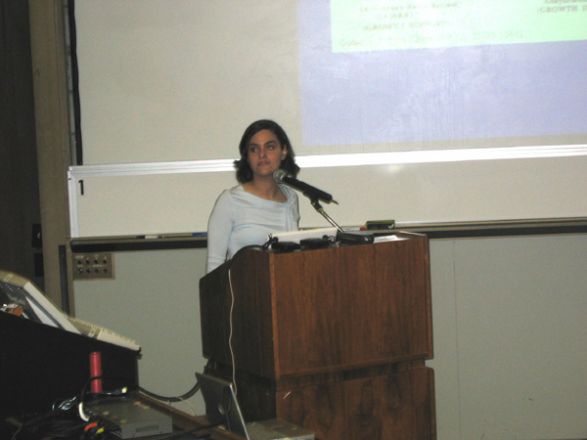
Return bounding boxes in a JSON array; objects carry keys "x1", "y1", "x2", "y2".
[{"x1": 72, "y1": 252, "x2": 114, "y2": 280}]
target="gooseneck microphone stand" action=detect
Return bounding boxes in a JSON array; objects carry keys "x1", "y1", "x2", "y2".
[{"x1": 310, "y1": 197, "x2": 344, "y2": 233}]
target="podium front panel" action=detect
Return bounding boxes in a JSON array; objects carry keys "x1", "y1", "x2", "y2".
[
  {"x1": 200, "y1": 233, "x2": 432, "y2": 379},
  {"x1": 269, "y1": 236, "x2": 432, "y2": 376}
]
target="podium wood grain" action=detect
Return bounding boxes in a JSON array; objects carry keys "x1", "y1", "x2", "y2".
[{"x1": 200, "y1": 233, "x2": 435, "y2": 440}]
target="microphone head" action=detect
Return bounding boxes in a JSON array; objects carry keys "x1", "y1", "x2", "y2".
[{"x1": 273, "y1": 169, "x2": 287, "y2": 183}]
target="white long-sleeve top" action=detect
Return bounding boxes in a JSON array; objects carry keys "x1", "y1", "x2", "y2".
[{"x1": 206, "y1": 184, "x2": 299, "y2": 272}]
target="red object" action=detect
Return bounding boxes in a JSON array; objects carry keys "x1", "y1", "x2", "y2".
[{"x1": 89, "y1": 351, "x2": 103, "y2": 393}]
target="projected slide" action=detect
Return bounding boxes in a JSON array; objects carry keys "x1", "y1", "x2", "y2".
[
  {"x1": 331, "y1": 0, "x2": 587, "y2": 52},
  {"x1": 299, "y1": 0, "x2": 587, "y2": 148}
]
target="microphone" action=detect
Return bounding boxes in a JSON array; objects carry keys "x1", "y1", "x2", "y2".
[{"x1": 273, "y1": 169, "x2": 337, "y2": 204}]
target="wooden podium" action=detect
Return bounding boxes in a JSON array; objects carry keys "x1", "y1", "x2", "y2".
[{"x1": 199, "y1": 232, "x2": 435, "y2": 440}]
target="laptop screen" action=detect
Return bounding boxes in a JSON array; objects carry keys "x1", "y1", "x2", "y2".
[{"x1": 196, "y1": 373, "x2": 250, "y2": 439}]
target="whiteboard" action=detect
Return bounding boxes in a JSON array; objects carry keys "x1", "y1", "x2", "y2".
[{"x1": 68, "y1": 149, "x2": 587, "y2": 238}]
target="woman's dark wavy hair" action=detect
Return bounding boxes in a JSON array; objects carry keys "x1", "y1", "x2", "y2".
[{"x1": 234, "y1": 119, "x2": 300, "y2": 183}]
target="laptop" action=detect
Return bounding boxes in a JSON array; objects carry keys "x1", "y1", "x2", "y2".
[{"x1": 196, "y1": 373, "x2": 314, "y2": 440}]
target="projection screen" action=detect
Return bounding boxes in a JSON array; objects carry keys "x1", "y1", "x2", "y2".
[{"x1": 70, "y1": 0, "x2": 587, "y2": 236}]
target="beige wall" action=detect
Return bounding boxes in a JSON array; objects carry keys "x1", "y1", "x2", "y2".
[
  {"x1": 72, "y1": 235, "x2": 587, "y2": 439},
  {"x1": 28, "y1": 0, "x2": 72, "y2": 303}
]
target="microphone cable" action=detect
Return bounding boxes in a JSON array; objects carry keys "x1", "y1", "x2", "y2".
[{"x1": 224, "y1": 244, "x2": 265, "y2": 396}]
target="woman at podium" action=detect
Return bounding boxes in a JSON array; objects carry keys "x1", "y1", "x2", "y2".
[{"x1": 206, "y1": 119, "x2": 300, "y2": 272}]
